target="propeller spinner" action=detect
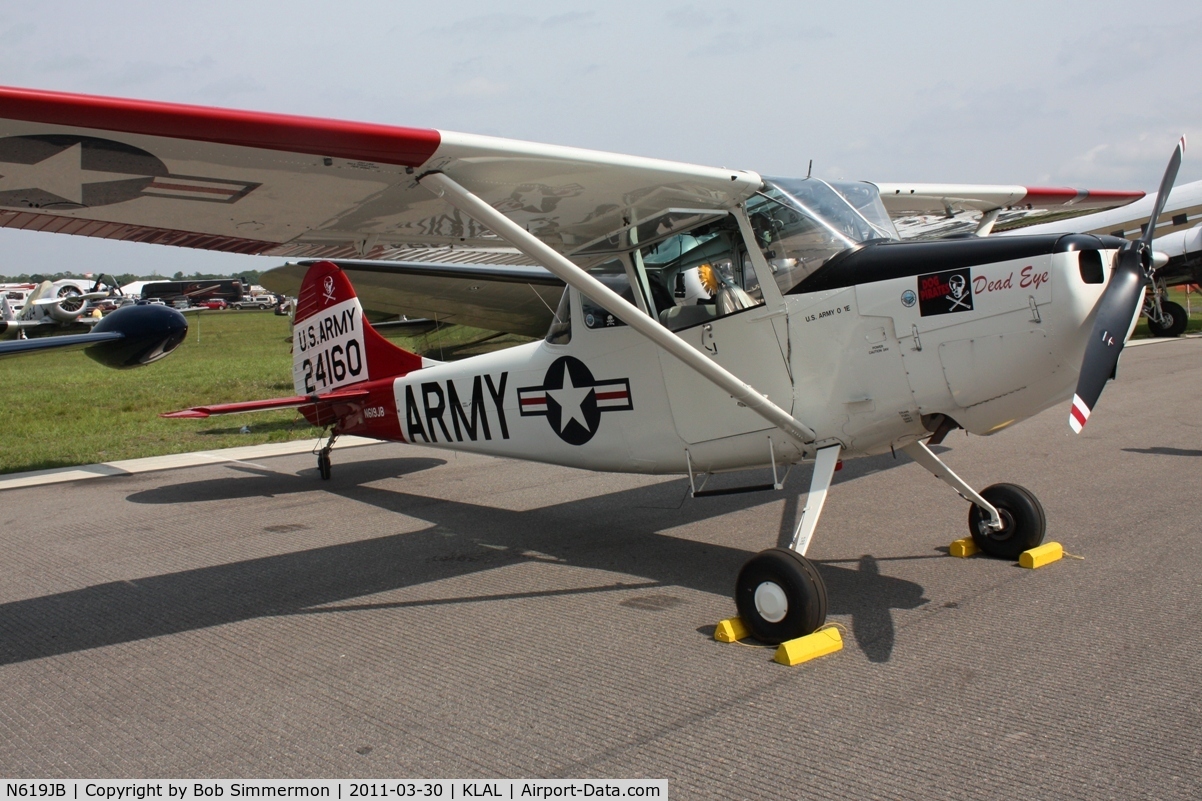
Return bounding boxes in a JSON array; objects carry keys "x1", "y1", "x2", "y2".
[{"x1": 1069, "y1": 136, "x2": 1186, "y2": 433}]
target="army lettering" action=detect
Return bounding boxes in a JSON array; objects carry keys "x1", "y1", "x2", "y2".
[
  {"x1": 295, "y1": 298, "x2": 366, "y2": 394},
  {"x1": 405, "y1": 373, "x2": 509, "y2": 443}
]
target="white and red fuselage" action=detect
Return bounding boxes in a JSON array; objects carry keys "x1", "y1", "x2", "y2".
[{"x1": 293, "y1": 232, "x2": 1121, "y2": 477}]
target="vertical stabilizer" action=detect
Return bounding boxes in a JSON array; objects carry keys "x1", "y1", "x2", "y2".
[{"x1": 292, "y1": 261, "x2": 423, "y2": 395}]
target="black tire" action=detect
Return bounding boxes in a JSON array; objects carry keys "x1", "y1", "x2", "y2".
[
  {"x1": 735, "y1": 548, "x2": 827, "y2": 644},
  {"x1": 1147, "y1": 300, "x2": 1188, "y2": 337},
  {"x1": 968, "y1": 483, "x2": 1046, "y2": 560},
  {"x1": 318, "y1": 452, "x2": 332, "y2": 480}
]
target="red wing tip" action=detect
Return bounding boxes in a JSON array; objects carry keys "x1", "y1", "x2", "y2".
[
  {"x1": 160, "y1": 410, "x2": 210, "y2": 418},
  {"x1": 1021, "y1": 187, "x2": 1145, "y2": 207}
]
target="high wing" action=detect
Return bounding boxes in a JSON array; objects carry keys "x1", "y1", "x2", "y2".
[
  {"x1": 873, "y1": 182, "x2": 1145, "y2": 239},
  {"x1": 261, "y1": 258, "x2": 561, "y2": 337},
  {"x1": 0, "y1": 86, "x2": 1145, "y2": 258},
  {"x1": 0, "y1": 86, "x2": 760, "y2": 260}
]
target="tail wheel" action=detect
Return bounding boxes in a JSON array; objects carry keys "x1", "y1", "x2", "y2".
[
  {"x1": 317, "y1": 451, "x2": 332, "y2": 480},
  {"x1": 1147, "y1": 300, "x2": 1188, "y2": 337},
  {"x1": 969, "y1": 483, "x2": 1046, "y2": 560},
  {"x1": 735, "y1": 548, "x2": 827, "y2": 644}
]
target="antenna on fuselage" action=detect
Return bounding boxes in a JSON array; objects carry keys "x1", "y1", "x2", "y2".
[{"x1": 807, "y1": 159, "x2": 813, "y2": 178}]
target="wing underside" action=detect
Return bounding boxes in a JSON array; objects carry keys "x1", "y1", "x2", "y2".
[
  {"x1": 260, "y1": 259, "x2": 562, "y2": 338},
  {"x1": 0, "y1": 86, "x2": 761, "y2": 261}
]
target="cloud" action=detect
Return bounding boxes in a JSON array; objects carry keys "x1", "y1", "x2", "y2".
[{"x1": 542, "y1": 11, "x2": 595, "y2": 28}]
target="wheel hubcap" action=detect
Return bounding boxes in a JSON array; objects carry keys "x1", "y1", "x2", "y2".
[
  {"x1": 979, "y1": 507, "x2": 1016, "y2": 541},
  {"x1": 754, "y1": 581, "x2": 789, "y2": 623}
]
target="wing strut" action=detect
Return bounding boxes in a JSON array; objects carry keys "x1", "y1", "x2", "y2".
[{"x1": 418, "y1": 171, "x2": 816, "y2": 446}]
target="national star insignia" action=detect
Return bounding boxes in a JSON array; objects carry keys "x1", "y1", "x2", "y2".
[
  {"x1": 545, "y1": 374, "x2": 594, "y2": 433},
  {"x1": 0, "y1": 143, "x2": 149, "y2": 205}
]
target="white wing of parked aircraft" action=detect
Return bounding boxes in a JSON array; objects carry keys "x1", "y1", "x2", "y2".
[{"x1": 0, "y1": 85, "x2": 1141, "y2": 260}]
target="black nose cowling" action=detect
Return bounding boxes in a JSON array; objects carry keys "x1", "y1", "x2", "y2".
[{"x1": 85, "y1": 305, "x2": 189, "y2": 369}]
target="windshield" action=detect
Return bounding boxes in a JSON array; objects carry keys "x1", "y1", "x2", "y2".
[
  {"x1": 826, "y1": 181, "x2": 899, "y2": 240},
  {"x1": 748, "y1": 177, "x2": 897, "y2": 295}
]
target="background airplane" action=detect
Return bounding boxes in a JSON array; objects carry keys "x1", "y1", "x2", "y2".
[{"x1": 0, "y1": 301, "x2": 188, "y2": 365}]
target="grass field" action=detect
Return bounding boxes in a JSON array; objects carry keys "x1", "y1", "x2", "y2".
[
  {"x1": 2, "y1": 288, "x2": 1198, "y2": 476},
  {"x1": 0, "y1": 311, "x2": 532, "y2": 475}
]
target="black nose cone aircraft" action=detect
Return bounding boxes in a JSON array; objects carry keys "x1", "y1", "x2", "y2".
[{"x1": 0, "y1": 303, "x2": 188, "y2": 366}]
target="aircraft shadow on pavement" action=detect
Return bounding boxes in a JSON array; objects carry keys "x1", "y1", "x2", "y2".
[
  {"x1": 0, "y1": 452, "x2": 931, "y2": 667},
  {"x1": 1122, "y1": 446, "x2": 1202, "y2": 457},
  {"x1": 125, "y1": 457, "x2": 448, "y2": 503}
]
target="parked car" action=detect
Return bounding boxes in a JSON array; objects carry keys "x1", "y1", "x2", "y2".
[
  {"x1": 140, "y1": 298, "x2": 167, "y2": 306},
  {"x1": 94, "y1": 297, "x2": 136, "y2": 313},
  {"x1": 232, "y1": 295, "x2": 274, "y2": 309},
  {"x1": 196, "y1": 299, "x2": 228, "y2": 310}
]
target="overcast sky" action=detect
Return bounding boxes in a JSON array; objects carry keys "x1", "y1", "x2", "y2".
[{"x1": 1, "y1": 0, "x2": 1200, "y2": 277}]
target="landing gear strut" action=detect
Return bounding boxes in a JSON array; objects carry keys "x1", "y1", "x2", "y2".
[
  {"x1": 315, "y1": 432, "x2": 337, "y2": 480},
  {"x1": 735, "y1": 445, "x2": 839, "y2": 644}
]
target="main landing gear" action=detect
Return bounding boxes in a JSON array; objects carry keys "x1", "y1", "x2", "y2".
[
  {"x1": 733, "y1": 439, "x2": 1047, "y2": 644},
  {"x1": 736, "y1": 445, "x2": 840, "y2": 644}
]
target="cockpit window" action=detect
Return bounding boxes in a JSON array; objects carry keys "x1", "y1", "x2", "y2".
[
  {"x1": 580, "y1": 258, "x2": 635, "y2": 329},
  {"x1": 638, "y1": 218, "x2": 765, "y2": 331},
  {"x1": 749, "y1": 177, "x2": 897, "y2": 295}
]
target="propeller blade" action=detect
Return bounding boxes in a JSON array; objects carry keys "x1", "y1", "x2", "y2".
[
  {"x1": 1140, "y1": 136, "x2": 1185, "y2": 250},
  {"x1": 1070, "y1": 136, "x2": 1185, "y2": 432},
  {"x1": 1069, "y1": 248, "x2": 1145, "y2": 432},
  {"x1": 31, "y1": 292, "x2": 106, "y2": 305}
]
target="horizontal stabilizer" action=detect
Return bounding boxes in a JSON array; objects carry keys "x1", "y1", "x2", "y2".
[{"x1": 161, "y1": 388, "x2": 370, "y2": 418}]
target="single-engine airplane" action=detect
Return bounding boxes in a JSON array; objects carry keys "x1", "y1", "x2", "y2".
[
  {"x1": 0, "y1": 85, "x2": 1178, "y2": 644},
  {"x1": 0, "y1": 276, "x2": 110, "y2": 337}
]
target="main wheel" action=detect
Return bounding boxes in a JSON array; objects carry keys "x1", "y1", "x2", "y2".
[
  {"x1": 968, "y1": 483, "x2": 1046, "y2": 560},
  {"x1": 317, "y1": 451, "x2": 332, "y2": 480},
  {"x1": 735, "y1": 548, "x2": 827, "y2": 644},
  {"x1": 1147, "y1": 300, "x2": 1188, "y2": 337}
]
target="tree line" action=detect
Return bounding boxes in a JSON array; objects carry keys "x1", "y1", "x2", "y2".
[{"x1": 0, "y1": 270, "x2": 265, "y2": 286}]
